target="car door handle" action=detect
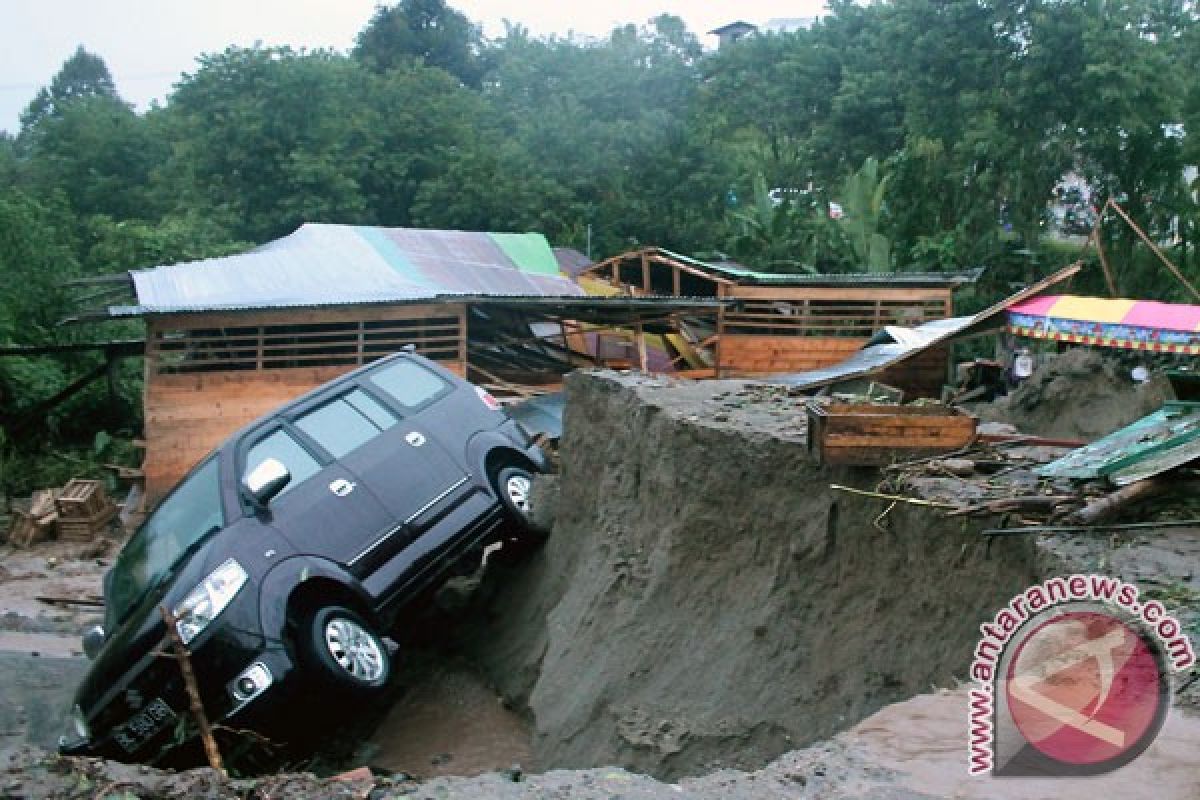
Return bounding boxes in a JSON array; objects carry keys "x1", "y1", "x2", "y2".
[
  {"x1": 405, "y1": 431, "x2": 426, "y2": 447},
  {"x1": 329, "y1": 479, "x2": 355, "y2": 497}
]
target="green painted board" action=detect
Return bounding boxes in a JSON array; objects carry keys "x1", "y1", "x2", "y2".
[
  {"x1": 1037, "y1": 402, "x2": 1200, "y2": 484},
  {"x1": 489, "y1": 233, "x2": 559, "y2": 276}
]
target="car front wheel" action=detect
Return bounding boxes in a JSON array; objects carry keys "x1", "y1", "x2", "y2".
[{"x1": 300, "y1": 606, "x2": 390, "y2": 693}]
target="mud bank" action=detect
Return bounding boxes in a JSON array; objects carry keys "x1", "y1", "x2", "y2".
[{"x1": 460, "y1": 372, "x2": 1044, "y2": 779}]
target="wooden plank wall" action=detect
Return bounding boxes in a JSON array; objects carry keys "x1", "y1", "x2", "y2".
[
  {"x1": 142, "y1": 304, "x2": 466, "y2": 503},
  {"x1": 877, "y1": 345, "x2": 950, "y2": 399},
  {"x1": 719, "y1": 335, "x2": 865, "y2": 375}
]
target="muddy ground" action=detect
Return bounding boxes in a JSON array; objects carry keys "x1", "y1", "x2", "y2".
[{"x1": 1, "y1": 364, "x2": 1199, "y2": 797}]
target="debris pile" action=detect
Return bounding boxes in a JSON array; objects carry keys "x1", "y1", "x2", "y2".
[
  {"x1": 973, "y1": 347, "x2": 1168, "y2": 440},
  {"x1": 4, "y1": 480, "x2": 116, "y2": 548},
  {"x1": 882, "y1": 419, "x2": 1200, "y2": 535}
]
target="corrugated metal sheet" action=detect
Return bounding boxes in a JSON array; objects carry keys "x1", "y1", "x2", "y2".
[
  {"x1": 1037, "y1": 403, "x2": 1200, "y2": 485},
  {"x1": 769, "y1": 262, "x2": 1084, "y2": 391},
  {"x1": 657, "y1": 248, "x2": 983, "y2": 287},
  {"x1": 118, "y1": 224, "x2": 584, "y2": 316}
]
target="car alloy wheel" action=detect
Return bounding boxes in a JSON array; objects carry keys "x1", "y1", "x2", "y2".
[
  {"x1": 323, "y1": 615, "x2": 386, "y2": 684},
  {"x1": 504, "y1": 472, "x2": 532, "y2": 516}
]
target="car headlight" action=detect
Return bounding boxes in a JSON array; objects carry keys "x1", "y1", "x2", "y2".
[{"x1": 173, "y1": 559, "x2": 247, "y2": 645}]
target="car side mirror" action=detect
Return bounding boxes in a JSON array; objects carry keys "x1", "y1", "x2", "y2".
[
  {"x1": 82, "y1": 625, "x2": 106, "y2": 660},
  {"x1": 243, "y1": 458, "x2": 291, "y2": 508}
]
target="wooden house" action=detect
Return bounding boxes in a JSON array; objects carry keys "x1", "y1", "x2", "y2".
[
  {"x1": 578, "y1": 248, "x2": 980, "y2": 391},
  {"x1": 104, "y1": 226, "x2": 716, "y2": 502}
]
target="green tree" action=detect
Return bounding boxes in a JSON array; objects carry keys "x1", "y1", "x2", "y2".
[
  {"x1": 354, "y1": 0, "x2": 490, "y2": 87},
  {"x1": 19, "y1": 46, "x2": 122, "y2": 135}
]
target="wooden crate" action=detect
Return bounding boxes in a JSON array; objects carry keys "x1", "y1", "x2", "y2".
[
  {"x1": 57, "y1": 504, "x2": 116, "y2": 542},
  {"x1": 56, "y1": 480, "x2": 110, "y2": 519},
  {"x1": 806, "y1": 400, "x2": 976, "y2": 466}
]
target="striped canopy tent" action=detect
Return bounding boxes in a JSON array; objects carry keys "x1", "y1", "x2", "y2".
[{"x1": 1007, "y1": 294, "x2": 1200, "y2": 354}]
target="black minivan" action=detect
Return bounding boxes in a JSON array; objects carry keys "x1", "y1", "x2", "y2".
[{"x1": 59, "y1": 352, "x2": 547, "y2": 761}]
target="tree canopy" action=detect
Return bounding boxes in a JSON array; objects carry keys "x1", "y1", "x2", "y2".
[{"x1": 4, "y1": 0, "x2": 1200, "y2": 448}]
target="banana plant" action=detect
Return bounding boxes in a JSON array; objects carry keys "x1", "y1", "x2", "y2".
[{"x1": 839, "y1": 157, "x2": 892, "y2": 272}]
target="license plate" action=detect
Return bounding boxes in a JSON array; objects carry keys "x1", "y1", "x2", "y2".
[{"x1": 113, "y1": 698, "x2": 177, "y2": 753}]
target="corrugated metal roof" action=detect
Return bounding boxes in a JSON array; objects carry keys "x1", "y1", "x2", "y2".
[
  {"x1": 117, "y1": 224, "x2": 584, "y2": 316},
  {"x1": 657, "y1": 249, "x2": 983, "y2": 287}
]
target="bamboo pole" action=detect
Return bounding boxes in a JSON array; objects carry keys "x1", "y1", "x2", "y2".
[{"x1": 1107, "y1": 199, "x2": 1200, "y2": 301}]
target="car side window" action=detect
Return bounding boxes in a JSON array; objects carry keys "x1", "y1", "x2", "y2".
[
  {"x1": 244, "y1": 429, "x2": 321, "y2": 497},
  {"x1": 368, "y1": 359, "x2": 449, "y2": 410},
  {"x1": 295, "y1": 389, "x2": 397, "y2": 460}
]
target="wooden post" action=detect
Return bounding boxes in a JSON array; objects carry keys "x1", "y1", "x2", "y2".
[
  {"x1": 159, "y1": 606, "x2": 224, "y2": 774},
  {"x1": 457, "y1": 305, "x2": 468, "y2": 376},
  {"x1": 634, "y1": 323, "x2": 648, "y2": 373},
  {"x1": 715, "y1": 285, "x2": 726, "y2": 378},
  {"x1": 672, "y1": 265, "x2": 681, "y2": 297},
  {"x1": 1108, "y1": 199, "x2": 1200, "y2": 301},
  {"x1": 640, "y1": 251, "x2": 651, "y2": 294}
]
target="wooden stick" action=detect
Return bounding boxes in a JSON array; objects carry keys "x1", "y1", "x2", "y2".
[
  {"x1": 1090, "y1": 211, "x2": 1119, "y2": 297},
  {"x1": 948, "y1": 495, "x2": 1074, "y2": 517},
  {"x1": 159, "y1": 605, "x2": 224, "y2": 775},
  {"x1": 1108, "y1": 199, "x2": 1200, "y2": 301},
  {"x1": 983, "y1": 519, "x2": 1200, "y2": 536},
  {"x1": 829, "y1": 484, "x2": 960, "y2": 509}
]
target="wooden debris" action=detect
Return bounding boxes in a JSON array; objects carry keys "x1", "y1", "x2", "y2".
[
  {"x1": 6, "y1": 489, "x2": 61, "y2": 547},
  {"x1": 55, "y1": 479, "x2": 117, "y2": 542},
  {"x1": 1069, "y1": 478, "x2": 1200, "y2": 526},
  {"x1": 948, "y1": 494, "x2": 1074, "y2": 518},
  {"x1": 807, "y1": 400, "x2": 977, "y2": 466},
  {"x1": 829, "y1": 484, "x2": 960, "y2": 510}
]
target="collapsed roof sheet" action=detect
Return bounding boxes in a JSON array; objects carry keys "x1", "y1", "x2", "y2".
[
  {"x1": 770, "y1": 262, "x2": 1083, "y2": 391},
  {"x1": 114, "y1": 224, "x2": 584, "y2": 316}
]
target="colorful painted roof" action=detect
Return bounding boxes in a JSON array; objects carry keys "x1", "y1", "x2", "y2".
[
  {"x1": 112, "y1": 224, "x2": 583, "y2": 316},
  {"x1": 1008, "y1": 294, "x2": 1200, "y2": 354}
]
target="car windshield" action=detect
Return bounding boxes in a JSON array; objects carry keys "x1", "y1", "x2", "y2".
[{"x1": 106, "y1": 458, "x2": 225, "y2": 626}]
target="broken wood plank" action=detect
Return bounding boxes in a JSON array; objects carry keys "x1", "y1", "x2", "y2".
[{"x1": 37, "y1": 595, "x2": 105, "y2": 608}]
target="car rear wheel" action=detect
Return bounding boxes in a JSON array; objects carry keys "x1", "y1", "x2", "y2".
[
  {"x1": 300, "y1": 606, "x2": 390, "y2": 692},
  {"x1": 492, "y1": 465, "x2": 547, "y2": 560}
]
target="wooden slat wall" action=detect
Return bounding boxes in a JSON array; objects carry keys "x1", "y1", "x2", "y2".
[
  {"x1": 142, "y1": 305, "x2": 466, "y2": 503},
  {"x1": 719, "y1": 335, "x2": 865, "y2": 375},
  {"x1": 877, "y1": 345, "x2": 950, "y2": 399}
]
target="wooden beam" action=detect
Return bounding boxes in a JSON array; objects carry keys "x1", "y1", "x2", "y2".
[{"x1": 729, "y1": 286, "x2": 951, "y2": 302}]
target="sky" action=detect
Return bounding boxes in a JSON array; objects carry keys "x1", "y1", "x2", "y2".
[{"x1": 0, "y1": 0, "x2": 827, "y2": 135}]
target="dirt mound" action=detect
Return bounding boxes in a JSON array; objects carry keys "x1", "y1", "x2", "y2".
[
  {"x1": 975, "y1": 347, "x2": 1169, "y2": 440},
  {"x1": 457, "y1": 371, "x2": 1043, "y2": 779}
]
